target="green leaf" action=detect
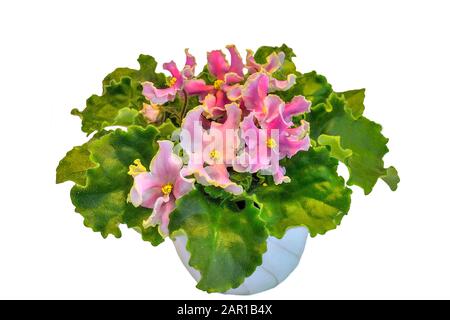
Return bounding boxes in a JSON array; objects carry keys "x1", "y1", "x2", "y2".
[
  {"x1": 70, "y1": 126, "x2": 163, "y2": 245},
  {"x1": 56, "y1": 144, "x2": 96, "y2": 186},
  {"x1": 381, "y1": 166, "x2": 400, "y2": 191},
  {"x1": 254, "y1": 44, "x2": 296, "y2": 63},
  {"x1": 276, "y1": 71, "x2": 333, "y2": 104},
  {"x1": 102, "y1": 54, "x2": 166, "y2": 89},
  {"x1": 169, "y1": 190, "x2": 268, "y2": 293},
  {"x1": 201, "y1": 172, "x2": 253, "y2": 204},
  {"x1": 230, "y1": 172, "x2": 253, "y2": 191},
  {"x1": 253, "y1": 147, "x2": 352, "y2": 238},
  {"x1": 340, "y1": 88, "x2": 365, "y2": 119},
  {"x1": 203, "y1": 185, "x2": 232, "y2": 201},
  {"x1": 254, "y1": 44, "x2": 297, "y2": 80},
  {"x1": 280, "y1": 71, "x2": 398, "y2": 193},
  {"x1": 140, "y1": 227, "x2": 165, "y2": 246},
  {"x1": 72, "y1": 77, "x2": 147, "y2": 135},
  {"x1": 197, "y1": 64, "x2": 215, "y2": 84},
  {"x1": 156, "y1": 119, "x2": 177, "y2": 140},
  {"x1": 317, "y1": 134, "x2": 353, "y2": 162},
  {"x1": 56, "y1": 131, "x2": 109, "y2": 186},
  {"x1": 310, "y1": 93, "x2": 396, "y2": 194},
  {"x1": 113, "y1": 107, "x2": 147, "y2": 127}
]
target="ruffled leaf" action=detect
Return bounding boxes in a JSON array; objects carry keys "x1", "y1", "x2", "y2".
[
  {"x1": 276, "y1": 71, "x2": 333, "y2": 104},
  {"x1": 230, "y1": 172, "x2": 253, "y2": 191},
  {"x1": 381, "y1": 166, "x2": 400, "y2": 191},
  {"x1": 311, "y1": 93, "x2": 398, "y2": 194},
  {"x1": 254, "y1": 44, "x2": 296, "y2": 63},
  {"x1": 56, "y1": 143, "x2": 96, "y2": 186},
  {"x1": 203, "y1": 185, "x2": 232, "y2": 202},
  {"x1": 340, "y1": 88, "x2": 365, "y2": 119},
  {"x1": 253, "y1": 147, "x2": 352, "y2": 237},
  {"x1": 72, "y1": 77, "x2": 147, "y2": 135},
  {"x1": 254, "y1": 44, "x2": 297, "y2": 80},
  {"x1": 102, "y1": 54, "x2": 166, "y2": 88},
  {"x1": 156, "y1": 119, "x2": 177, "y2": 140},
  {"x1": 56, "y1": 131, "x2": 109, "y2": 186},
  {"x1": 277, "y1": 71, "x2": 398, "y2": 194},
  {"x1": 202, "y1": 172, "x2": 254, "y2": 204},
  {"x1": 70, "y1": 126, "x2": 164, "y2": 245},
  {"x1": 317, "y1": 134, "x2": 352, "y2": 162},
  {"x1": 197, "y1": 65, "x2": 215, "y2": 84},
  {"x1": 169, "y1": 190, "x2": 268, "y2": 293}
]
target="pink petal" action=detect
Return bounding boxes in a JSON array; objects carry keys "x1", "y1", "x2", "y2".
[
  {"x1": 184, "y1": 79, "x2": 214, "y2": 95},
  {"x1": 242, "y1": 73, "x2": 269, "y2": 113},
  {"x1": 129, "y1": 172, "x2": 164, "y2": 208},
  {"x1": 184, "y1": 48, "x2": 196, "y2": 69},
  {"x1": 279, "y1": 134, "x2": 310, "y2": 159},
  {"x1": 142, "y1": 82, "x2": 178, "y2": 104},
  {"x1": 207, "y1": 103, "x2": 242, "y2": 165},
  {"x1": 210, "y1": 102, "x2": 241, "y2": 132},
  {"x1": 226, "y1": 45, "x2": 244, "y2": 77},
  {"x1": 283, "y1": 95, "x2": 311, "y2": 123},
  {"x1": 263, "y1": 52, "x2": 284, "y2": 74},
  {"x1": 278, "y1": 121, "x2": 311, "y2": 158},
  {"x1": 269, "y1": 74, "x2": 297, "y2": 92},
  {"x1": 260, "y1": 95, "x2": 285, "y2": 125},
  {"x1": 224, "y1": 84, "x2": 242, "y2": 101},
  {"x1": 163, "y1": 61, "x2": 183, "y2": 89},
  {"x1": 224, "y1": 72, "x2": 244, "y2": 84},
  {"x1": 215, "y1": 89, "x2": 227, "y2": 108},
  {"x1": 202, "y1": 94, "x2": 225, "y2": 119},
  {"x1": 207, "y1": 50, "x2": 230, "y2": 80},
  {"x1": 144, "y1": 196, "x2": 176, "y2": 236},
  {"x1": 173, "y1": 168, "x2": 195, "y2": 199},
  {"x1": 245, "y1": 49, "x2": 261, "y2": 74},
  {"x1": 141, "y1": 103, "x2": 161, "y2": 123},
  {"x1": 150, "y1": 140, "x2": 183, "y2": 183},
  {"x1": 180, "y1": 106, "x2": 205, "y2": 159},
  {"x1": 204, "y1": 164, "x2": 243, "y2": 195},
  {"x1": 239, "y1": 114, "x2": 272, "y2": 172},
  {"x1": 240, "y1": 113, "x2": 260, "y2": 151},
  {"x1": 182, "y1": 49, "x2": 196, "y2": 79},
  {"x1": 272, "y1": 165, "x2": 291, "y2": 185},
  {"x1": 261, "y1": 96, "x2": 290, "y2": 132}
]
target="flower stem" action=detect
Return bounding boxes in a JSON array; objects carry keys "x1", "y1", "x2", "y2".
[{"x1": 179, "y1": 89, "x2": 189, "y2": 122}]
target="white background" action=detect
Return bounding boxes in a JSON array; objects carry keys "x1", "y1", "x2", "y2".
[{"x1": 1, "y1": 0, "x2": 449, "y2": 299}]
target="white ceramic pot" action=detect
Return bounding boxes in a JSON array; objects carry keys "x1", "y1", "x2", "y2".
[{"x1": 173, "y1": 226, "x2": 308, "y2": 295}]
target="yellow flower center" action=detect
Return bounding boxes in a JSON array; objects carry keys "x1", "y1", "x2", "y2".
[
  {"x1": 262, "y1": 104, "x2": 268, "y2": 114},
  {"x1": 166, "y1": 77, "x2": 177, "y2": 87},
  {"x1": 150, "y1": 103, "x2": 160, "y2": 110},
  {"x1": 128, "y1": 159, "x2": 147, "y2": 177},
  {"x1": 213, "y1": 79, "x2": 224, "y2": 90},
  {"x1": 266, "y1": 138, "x2": 277, "y2": 149},
  {"x1": 209, "y1": 149, "x2": 220, "y2": 160},
  {"x1": 161, "y1": 183, "x2": 173, "y2": 196}
]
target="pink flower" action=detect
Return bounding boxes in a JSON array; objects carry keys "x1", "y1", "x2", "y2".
[
  {"x1": 242, "y1": 73, "x2": 310, "y2": 126},
  {"x1": 180, "y1": 103, "x2": 244, "y2": 195},
  {"x1": 208, "y1": 45, "x2": 244, "y2": 80},
  {"x1": 202, "y1": 93, "x2": 225, "y2": 119},
  {"x1": 128, "y1": 140, "x2": 194, "y2": 236},
  {"x1": 242, "y1": 73, "x2": 270, "y2": 116},
  {"x1": 142, "y1": 49, "x2": 197, "y2": 105},
  {"x1": 185, "y1": 45, "x2": 245, "y2": 119},
  {"x1": 255, "y1": 94, "x2": 311, "y2": 159},
  {"x1": 235, "y1": 112, "x2": 290, "y2": 184},
  {"x1": 236, "y1": 94, "x2": 311, "y2": 184},
  {"x1": 141, "y1": 103, "x2": 162, "y2": 123},
  {"x1": 246, "y1": 50, "x2": 297, "y2": 91}
]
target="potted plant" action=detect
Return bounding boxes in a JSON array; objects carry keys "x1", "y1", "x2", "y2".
[{"x1": 57, "y1": 44, "x2": 399, "y2": 294}]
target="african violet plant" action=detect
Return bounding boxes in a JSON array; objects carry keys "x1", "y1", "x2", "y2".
[{"x1": 56, "y1": 44, "x2": 399, "y2": 293}]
